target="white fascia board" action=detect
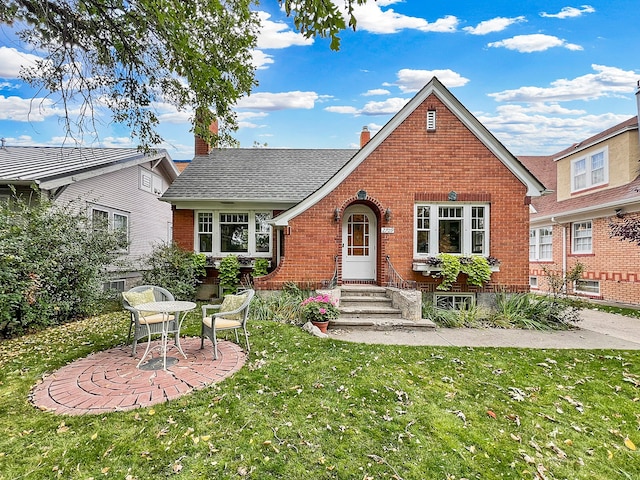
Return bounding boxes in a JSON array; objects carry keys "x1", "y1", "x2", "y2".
[
  {"x1": 531, "y1": 197, "x2": 640, "y2": 225},
  {"x1": 553, "y1": 125, "x2": 638, "y2": 162},
  {"x1": 167, "y1": 199, "x2": 297, "y2": 210},
  {"x1": 38, "y1": 151, "x2": 172, "y2": 191}
]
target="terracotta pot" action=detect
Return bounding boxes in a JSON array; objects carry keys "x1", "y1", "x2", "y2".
[{"x1": 311, "y1": 320, "x2": 329, "y2": 333}]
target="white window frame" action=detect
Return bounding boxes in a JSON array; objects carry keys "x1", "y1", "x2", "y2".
[
  {"x1": 414, "y1": 203, "x2": 490, "y2": 257},
  {"x1": 571, "y1": 221, "x2": 592, "y2": 254},
  {"x1": 195, "y1": 210, "x2": 273, "y2": 257},
  {"x1": 571, "y1": 147, "x2": 608, "y2": 192},
  {"x1": 529, "y1": 276, "x2": 538, "y2": 289},
  {"x1": 529, "y1": 227, "x2": 553, "y2": 261},
  {"x1": 103, "y1": 279, "x2": 126, "y2": 292},
  {"x1": 90, "y1": 205, "x2": 129, "y2": 251},
  {"x1": 139, "y1": 167, "x2": 165, "y2": 196},
  {"x1": 574, "y1": 279, "x2": 600, "y2": 296}
]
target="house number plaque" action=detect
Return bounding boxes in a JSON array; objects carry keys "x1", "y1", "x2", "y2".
[{"x1": 381, "y1": 227, "x2": 395, "y2": 234}]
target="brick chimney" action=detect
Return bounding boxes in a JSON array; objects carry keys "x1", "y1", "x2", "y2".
[
  {"x1": 360, "y1": 126, "x2": 370, "y2": 148},
  {"x1": 194, "y1": 120, "x2": 219, "y2": 156}
]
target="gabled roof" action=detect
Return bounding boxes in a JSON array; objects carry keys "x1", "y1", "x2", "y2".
[
  {"x1": 521, "y1": 116, "x2": 640, "y2": 223},
  {"x1": 161, "y1": 148, "x2": 356, "y2": 203},
  {"x1": 0, "y1": 146, "x2": 178, "y2": 191},
  {"x1": 553, "y1": 116, "x2": 638, "y2": 161},
  {"x1": 273, "y1": 77, "x2": 547, "y2": 226}
]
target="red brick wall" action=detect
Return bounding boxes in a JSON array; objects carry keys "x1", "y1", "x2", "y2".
[
  {"x1": 530, "y1": 213, "x2": 640, "y2": 305},
  {"x1": 173, "y1": 208, "x2": 194, "y2": 250},
  {"x1": 257, "y1": 95, "x2": 531, "y2": 292}
]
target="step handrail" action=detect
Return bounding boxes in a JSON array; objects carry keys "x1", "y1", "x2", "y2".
[{"x1": 386, "y1": 255, "x2": 417, "y2": 290}]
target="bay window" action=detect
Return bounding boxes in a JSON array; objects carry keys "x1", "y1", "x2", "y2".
[
  {"x1": 414, "y1": 204, "x2": 489, "y2": 256},
  {"x1": 197, "y1": 211, "x2": 272, "y2": 256}
]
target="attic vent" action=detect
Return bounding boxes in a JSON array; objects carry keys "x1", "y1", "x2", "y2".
[{"x1": 426, "y1": 110, "x2": 436, "y2": 131}]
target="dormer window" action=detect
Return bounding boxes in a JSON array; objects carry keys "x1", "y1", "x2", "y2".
[
  {"x1": 571, "y1": 147, "x2": 607, "y2": 192},
  {"x1": 426, "y1": 110, "x2": 436, "y2": 131}
]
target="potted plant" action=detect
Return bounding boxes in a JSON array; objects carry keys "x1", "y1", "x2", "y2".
[{"x1": 300, "y1": 293, "x2": 340, "y2": 333}]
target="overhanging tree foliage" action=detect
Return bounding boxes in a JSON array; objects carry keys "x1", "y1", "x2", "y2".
[
  {"x1": 1, "y1": 0, "x2": 370, "y2": 149},
  {"x1": 609, "y1": 214, "x2": 640, "y2": 246}
]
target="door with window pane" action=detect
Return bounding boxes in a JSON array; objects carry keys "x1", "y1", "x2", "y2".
[{"x1": 342, "y1": 205, "x2": 376, "y2": 280}]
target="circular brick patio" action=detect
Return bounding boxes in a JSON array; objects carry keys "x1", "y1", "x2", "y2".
[{"x1": 30, "y1": 337, "x2": 246, "y2": 415}]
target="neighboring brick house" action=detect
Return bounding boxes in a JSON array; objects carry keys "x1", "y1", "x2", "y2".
[
  {"x1": 162, "y1": 77, "x2": 546, "y2": 306},
  {"x1": 0, "y1": 146, "x2": 179, "y2": 290},
  {"x1": 522, "y1": 114, "x2": 640, "y2": 306}
]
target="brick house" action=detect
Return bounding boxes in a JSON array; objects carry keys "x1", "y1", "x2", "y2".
[
  {"x1": 162, "y1": 77, "x2": 546, "y2": 306},
  {"x1": 522, "y1": 114, "x2": 640, "y2": 306}
]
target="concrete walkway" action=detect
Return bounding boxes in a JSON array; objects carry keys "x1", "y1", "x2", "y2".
[{"x1": 328, "y1": 309, "x2": 640, "y2": 350}]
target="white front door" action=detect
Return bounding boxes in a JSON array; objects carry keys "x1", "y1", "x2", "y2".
[{"x1": 342, "y1": 206, "x2": 376, "y2": 280}]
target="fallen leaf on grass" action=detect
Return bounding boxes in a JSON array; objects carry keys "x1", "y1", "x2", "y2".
[
  {"x1": 624, "y1": 437, "x2": 636, "y2": 451},
  {"x1": 486, "y1": 410, "x2": 496, "y2": 419}
]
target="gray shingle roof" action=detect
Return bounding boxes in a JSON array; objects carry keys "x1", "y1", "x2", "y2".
[
  {"x1": 0, "y1": 146, "x2": 145, "y2": 181},
  {"x1": 162, "y1": 148, "x2": 357, "y2": 201}
]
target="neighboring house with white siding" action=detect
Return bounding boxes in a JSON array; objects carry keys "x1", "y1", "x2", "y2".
[{"x1": 0, "y1": 146, "x2": 179, "y2": 290}]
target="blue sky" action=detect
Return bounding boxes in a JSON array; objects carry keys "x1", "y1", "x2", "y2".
[{"x1": 0, "y1": 1, "x2": 638, "y2": 160}]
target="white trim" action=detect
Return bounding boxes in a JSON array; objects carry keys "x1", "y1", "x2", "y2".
[
  {"x1": 574, "y1": 279, "x2": 600, "y2": 296},
  {"x1": 571, "y1": 220, "x2": 593, "y2": 254},
  {"x1": 195, "y1": 209, "x2": 273, "y2": 257},
  {"x1": 413, "y1": 203, "x2": 490, "y2": 257},
  {"x1": 273, "y1": 77, "x2": 546, "y2": 227},
  {"x1": 553, "y1": 124, "x2": 637, "y2": 161},
  {"x1": 570, "y1": 146, "x2": 608, "y2": 193},
  {"x1": 39, "y1": 151, "x2": 177, "y2": 191}
]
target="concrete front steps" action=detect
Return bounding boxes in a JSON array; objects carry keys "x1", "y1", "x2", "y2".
[{"x1": 330, "y1": 285, "x2": 436, "y2": 330}]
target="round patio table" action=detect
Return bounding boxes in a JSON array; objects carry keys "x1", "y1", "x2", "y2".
[{"x1": 134, "y1": 300, "x2": 196, "y2": 370}]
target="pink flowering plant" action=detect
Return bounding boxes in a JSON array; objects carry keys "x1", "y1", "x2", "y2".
[{"x1": 300, "y1": 293, "x2": 340, "y2": 323}]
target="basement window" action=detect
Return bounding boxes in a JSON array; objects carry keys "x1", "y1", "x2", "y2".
[
  {"x1": 426, "y1": 110, "x2": 436, "y2": 131},
  {"x1": 435, "y1": 293, "x2": 474, "y2": 310},
  {"x1": 574, "y1": 280, "x2": 600, "y2": 296}
]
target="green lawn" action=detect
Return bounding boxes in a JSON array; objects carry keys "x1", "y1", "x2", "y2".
[{"x1": 1, "y1": 311, "x2": 639, "y2": 479}]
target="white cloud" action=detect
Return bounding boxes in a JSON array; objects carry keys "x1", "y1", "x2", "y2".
[
  {"x1": 0, "y1": 46, "x2": 41, "y2": 79},
  {"x1": 387, "y1": 69, "x2": 470, "y2": 93},
  {"x1": 479, "y1": 107, "x2": 629, "y2": 155},
  {"x1": 345, "y1": 1, "x2": 458, "y2": 34},
  {"x1": 236, "y1": 91, "x2": 318, "y2": 110},
  {"x1": 488, "y1": 34, "x2": 582, "y2": 52},
  {"x1": 362, "y1": 89, "x2": 390, "y2": 96},
  {"x1": 0, "y1": 95, "x2": 59, "y2": 121},
  {"x1": 540, "y1": 5, "x2": 595, "y2": 19},
  {"x1": 326, "y1": 97, "x2": 410, "y2": 116},
  {"x1": 325, "y1": 105, "x2": 360, "y2": 115},
  {"x1": 251, "y1": 50, "x2": 275, "y2": 70},
  {"x1": 463, "y1": 16, "x2": 526, "y2": 35},
  {"x1": 0, "y1": 81, "x2": 19, "y2": 90},
  {"x1": 98, "y1": 136, "x2": 137, "y2": 148},
  {"x1": 489, "y1": 65, "x2": 639, "y2": 103},
  {"x1": 256, "y1": 11, "x2": 314, "y2": 49}
]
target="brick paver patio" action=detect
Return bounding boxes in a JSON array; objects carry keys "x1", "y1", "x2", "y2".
[{"x1": 30, "y1": 337, "x2": 246, "y2": 415}]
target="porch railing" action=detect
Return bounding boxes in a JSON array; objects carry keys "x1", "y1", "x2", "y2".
[
  {"x1": 322, "y1": 255, "x2": 339, "y2": 289},
  {"x1": 386, "y1": 255, "x2": 417, "y2": 290}
]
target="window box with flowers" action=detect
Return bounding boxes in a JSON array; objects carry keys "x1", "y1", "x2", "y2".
[
  {"x1": 412, "y1": 255, "x2": 500, "y2": 290},
  {"x1": 300, "y1": 294, "x2": 340, "y2": 333}
]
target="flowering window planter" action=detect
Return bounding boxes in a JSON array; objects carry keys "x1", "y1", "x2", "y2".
[{"x1": 412, "y1": 256, "x2": 500, "y2": 276}]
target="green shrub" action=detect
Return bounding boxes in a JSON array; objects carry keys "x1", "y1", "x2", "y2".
[
  {"x1": 141, "y1": 243, "x2": 206, "y2": 300},
  {"x1": 0, "y1": 191, "x2": 125, "y2": 337},
  {"x1": 218, "y1": 255, "x2": 241, "y2": 294},
  {"x1": 250, "y1": 290, "x2": 306, "y2": 324},
  {"x1": 252, "y1": 258, "x2": 269, "y2": 277}
]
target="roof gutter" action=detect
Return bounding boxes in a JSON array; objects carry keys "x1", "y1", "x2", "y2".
[{"x1": 531, "y1": 196, "x2": 640, "y2": 224}]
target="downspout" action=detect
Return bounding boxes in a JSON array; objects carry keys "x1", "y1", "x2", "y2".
[{"x1": 551, "y1": 217, "x2": 567, "y2": 286}]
